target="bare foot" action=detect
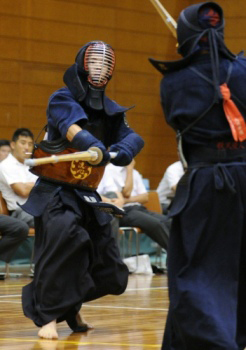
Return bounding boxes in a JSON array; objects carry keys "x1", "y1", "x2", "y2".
[
  {"x1": 76, "y1": 313, "x2": 94, "y2": 329},
  {"x1": 38, "y1": 320, "x2": 58, "y2": 339}
]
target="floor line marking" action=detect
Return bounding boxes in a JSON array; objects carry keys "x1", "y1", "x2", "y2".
[
  {"x1": 0, "y1": 338, "x2": 161, "y2": 347},
  {"x1": 0, "y1": 300, "x2": 168, "y2": 311},
  {"x1": 0, "y1": 286, "x2": 167, "y2": 299},
  {"x1": 126, "y1": 287, "x2": 168, "y2": 291},
  {"x1": 83, "y1": 304, "x2": 168, "y2": 311},
  {"x1": 0, "y1": 301, "x2": 21, "y2": 304}
]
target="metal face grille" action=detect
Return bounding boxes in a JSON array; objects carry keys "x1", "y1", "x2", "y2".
[{"x1": 84, "y1": 42, "x2": 115, "y2": 87}]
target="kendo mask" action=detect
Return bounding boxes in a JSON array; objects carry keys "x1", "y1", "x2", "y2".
[
  {"x1": 82, "y1": 41, "x2": 115, "y2": 88},
  {"x1": 63, "y1": 41, "x2": 115, "y2": 110},
  {"x1": 149, "y1": 2, "x2": 235, "y2": 76},
  {"x1": 177, "y1": 2, "x2": 224, "y2": 57}
]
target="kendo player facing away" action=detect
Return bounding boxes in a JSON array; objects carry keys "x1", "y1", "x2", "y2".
[
  {"x1": 21, "y1": 41, "x2": 144, "y2": 339},
  {"x1": 150, "y1": 2, "x2": 246, "y2": 350}
]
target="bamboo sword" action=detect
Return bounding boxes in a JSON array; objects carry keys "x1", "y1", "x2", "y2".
[
  {"x1": 25, "y1": 147, "x2": 117, "y2": 167},
  {"x1": 148, "y1": 0, "x2": 177, "y2": 38}
]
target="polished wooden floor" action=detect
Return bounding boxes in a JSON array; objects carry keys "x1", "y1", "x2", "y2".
[{"x1": 0, "y1": 272, "x2": 168, "y2": 350}]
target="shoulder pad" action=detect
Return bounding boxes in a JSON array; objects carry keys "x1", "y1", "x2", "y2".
[
  {"x1": 149, "y1": 51, "x2": 198, "y2": 75},
  {"x1": 104, "y1": 96, "x2": 134, "y2": 116}
]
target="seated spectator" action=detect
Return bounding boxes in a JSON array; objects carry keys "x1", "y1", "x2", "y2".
[
  {"x1": 0, "y1": 215, "x2": 29, "y2": 267},
  {"x1": 0, "y1": 140, "x2": 11, "y2": 162},
  {"x1": 98, "y1": 176, "x2": 125, "y2": 240},
  {"x1": 98, "y1": 160, "x2": 169, "y2": 251},
  {"x1": 0, "y1": 128, "x2": 38, "y2": 228},
  {"x1": 157, "y1": 160, "x2": 185, "y2": 214}
]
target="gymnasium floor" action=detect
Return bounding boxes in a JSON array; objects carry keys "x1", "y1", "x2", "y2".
[{"x1": 0, "y1": 272, "x2": 168, "y2": 349}]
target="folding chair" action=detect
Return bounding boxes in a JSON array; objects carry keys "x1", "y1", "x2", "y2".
[{"x1": 119, "y1": 191, "x2": 164, "y2": 268}]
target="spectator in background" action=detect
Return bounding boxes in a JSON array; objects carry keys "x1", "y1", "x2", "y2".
[
  {"x1": 0, "y1": 215, "x2": 29, "y2": 277},
  {"x1": 0, "y1": 128, "x2": 37, "y2": 228},
  {"x1": 0, "y1": 137, "x2": 29, "y2": 278},
  {"x1": 98, "y1": 174, "x2": 124, "y2": 241},
  {"x1": 157, "y1": 161, "x2": 184, "y2": 214},
  {"x1": 0, "y1": 139, "x2": 11, "y2": 162},
  {"x1": 98, "y1": 160, "x2": 169, "y2": 251}
]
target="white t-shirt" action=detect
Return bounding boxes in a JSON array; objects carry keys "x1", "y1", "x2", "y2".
[
  {"x1": 97, "y1": 163, "x2": 147, "y2": 207},
  {"x1": 0, "y1": 153, "x2": 38, "y2": 210},
  {"x1": 157, "y1": 161, "x2": 184, "y2": 206}
]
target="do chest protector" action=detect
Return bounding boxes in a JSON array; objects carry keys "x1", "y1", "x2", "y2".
[{"x1": 30, "y1": 138, "x2": 105, "y2": 191}]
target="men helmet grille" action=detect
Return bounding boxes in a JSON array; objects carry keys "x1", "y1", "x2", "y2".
[{"x1": 84, "y1": 42, "x2": 115, "y2": 87}]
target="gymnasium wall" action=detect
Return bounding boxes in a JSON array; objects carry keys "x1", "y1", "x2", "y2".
[{"x1": 0, "y1": 0, "x2": 245, "y2": 188}]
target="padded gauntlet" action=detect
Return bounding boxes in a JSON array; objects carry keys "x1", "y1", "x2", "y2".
[
  {"x1": 110, "y1": 133, "x2": 144, "y2": 166},
  {"x1": 72, "y1": 130, "x2": 110, "y2": 166}
]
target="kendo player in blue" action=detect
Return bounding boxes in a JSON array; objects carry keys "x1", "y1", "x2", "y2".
[
  {"x1": 150, "y1": 2, "x2": 246, "y2": 350},
  {"x1": 21, "y1": 41, "x2": 144, "y2": 339}
]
